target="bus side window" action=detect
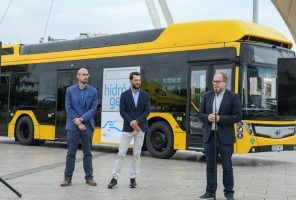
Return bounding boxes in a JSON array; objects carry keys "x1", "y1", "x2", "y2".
[
  {"x1": 38, "y1": 71, "x2": 57, "y2": 110},
  {"x1": 143, "y1": 64, "x2": 187, "y2": 112},
  {"x1": 10, "y1": 73, "x2": 38, "y2": 110}
]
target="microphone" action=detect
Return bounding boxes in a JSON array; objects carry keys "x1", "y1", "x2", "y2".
[
  {"x1": 214, "y1": 88, "x2": 218, "y2": 113},
  {"x1": 214, "y1": 88, "x2": 219, "y2": 95}
]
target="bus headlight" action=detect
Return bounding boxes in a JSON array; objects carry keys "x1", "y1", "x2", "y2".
[{"x1": 245, "y1": 123, "x2": 254, "y2": 135}]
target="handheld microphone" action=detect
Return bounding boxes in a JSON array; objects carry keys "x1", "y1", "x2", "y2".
[
  {"x1": 214, "y1": 88, "x2": 219, "y2": 95},
  {"x1": 214, "y1": 88, "x2": 218, "y2": 113}
]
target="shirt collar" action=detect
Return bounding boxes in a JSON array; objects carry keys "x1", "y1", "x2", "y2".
[
  {"x1": 215, "y1": 89, "x2": 225, "y2": 97},
  {"x1": 131, "y1": 88, "x2": 140, "y2": 94},
  {"x1": 77, "y1": 84, "x2": 87, "y2": 90}
]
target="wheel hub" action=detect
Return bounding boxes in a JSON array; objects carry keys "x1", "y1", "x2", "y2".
[
  {"x1": 151, "y1": 131, "x2": 167, "y2": 151},
  {"x1": 20, "y1": 124, "x2": 30, "y2": 139}
]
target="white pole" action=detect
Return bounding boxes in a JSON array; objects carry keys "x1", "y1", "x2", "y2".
[
  {"x1": 158, "y1": 0, "x2": 174, "y2": 25},
  {"x1": 145, "y1": 0, "x2": 162, "y2": 28},
  {"x1": 253, "y1": 0, "x2": 258, "y2": 23}
]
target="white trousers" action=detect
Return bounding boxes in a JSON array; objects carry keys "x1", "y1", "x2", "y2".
[{"x1": 112, "y1": 131, "x2": 145, "y2": 179}]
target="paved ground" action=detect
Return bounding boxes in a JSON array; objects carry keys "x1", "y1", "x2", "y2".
[{"x1": 0, "y1": 136, "x2": 296, "y2": 200}]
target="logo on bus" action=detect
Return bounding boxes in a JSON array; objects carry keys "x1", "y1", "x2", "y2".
[{"x1": 275, "y1": 129, "x2": 281, "y2": 136}]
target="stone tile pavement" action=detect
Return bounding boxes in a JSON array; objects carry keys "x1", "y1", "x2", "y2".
[{"x1": 1, "y1": 137, "x2": 296, "y2": 200}]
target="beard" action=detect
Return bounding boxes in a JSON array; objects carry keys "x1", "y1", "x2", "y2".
[
  {"x1": 214, "y1": 87, "x2": 225, "y2": 94},
  {"x1": 81, "y1": 79, "x2": 88, "y2": 84},
  {"x1": 132, "y1": 83, "x2": 140, "y2": 89}
]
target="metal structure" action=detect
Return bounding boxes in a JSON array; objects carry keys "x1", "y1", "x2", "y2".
[
  {"x1": 253, "y1": 0, "x2": 258, "y2": 23},
  {"x1": 158, "y1": 0, "x2": 174, "y2": 25},
  {"x1": 145, "y1": 0, "x2": 162, "y2": 28},
  {"x1": 272, "y1": 0, "x2": 296, "y2": 43}
]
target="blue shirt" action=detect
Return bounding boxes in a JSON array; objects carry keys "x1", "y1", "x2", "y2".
[
  {"x1": 131, "y1": 89, "x2": 140, "y2": 108},
  {"x1": 78, "y1": 85, "x2": 87, "y2": 99}
]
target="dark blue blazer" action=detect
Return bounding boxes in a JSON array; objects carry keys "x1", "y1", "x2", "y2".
[
  {"x1": 120, "y1": 89, "x2": 151, "y2": 132},
  {"x1": 65, "y1": 84, "x2": 99, "y2": 131},
  {"x1": 197, "y1": 90, "x2": 242, "y2": 144}
]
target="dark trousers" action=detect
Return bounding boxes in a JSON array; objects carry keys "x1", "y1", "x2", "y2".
[
  {"x1": 64, "y1": 124, "x2": 94, "y2": 180},
  {"x1": 204, "y1": 131, "x2": 234, "y2": 196}
]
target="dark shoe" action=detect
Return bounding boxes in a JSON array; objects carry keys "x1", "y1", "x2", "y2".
[
  {"x1": 86, "y1": 178, "x2": 97, "y2": 186},
  {"x1": 225, "y1": 193, "x2": 234, "y2": 200},
  {"x1": 60, "y1": 178, "x2": 71, "y2": 187},
  {"x1": 198, "y1": 192, "x2": 215, "y2": 200},
  {"x1": 108, "y1": 178, "x2": 118, "y2": 189},
  {"x1": 129, "y1": 178, "x2": 137, "y2": 188}
]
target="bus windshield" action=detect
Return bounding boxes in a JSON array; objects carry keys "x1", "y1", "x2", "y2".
[{"x1": 241, "y1": 65, "x2": 277, "y2": 114}]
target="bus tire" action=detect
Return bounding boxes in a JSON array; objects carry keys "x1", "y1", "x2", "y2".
[
  {"x1": 15, "y1": 116, "x2": 37, "y2": 145},
  {"x1": 146, "y1": 121, "x2": 176, "y2": 159}
]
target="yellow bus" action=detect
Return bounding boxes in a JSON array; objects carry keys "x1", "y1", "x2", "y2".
[{"x1": 0, "y1": 20, "x2": 295, "y2": 158}]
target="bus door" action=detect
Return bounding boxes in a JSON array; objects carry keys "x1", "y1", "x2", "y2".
[
  {"x1": 187, "y1": 66, "x2": 209, "y2": 150},
  {"x1": 55, "y1": 71, "x2": 77, "y2": 139},
  {"x1": 187, "y1": 63, "x2": 234, "y2": 150},
  {"x1": 0, "y1": 74, "x2": 10, "y2": 135}
]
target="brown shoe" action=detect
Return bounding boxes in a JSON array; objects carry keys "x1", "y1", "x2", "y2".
[
  {"x1": 60, "y1": 178, "x2": 72, "y2": 187},
  {"x1": 86, "y1": 179, "x2": 97, "y2": 186}
]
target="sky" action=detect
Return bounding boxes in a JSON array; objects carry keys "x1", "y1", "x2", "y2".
[{"x1": 0, "y1": 0, "x2": 295, "y2": 50}]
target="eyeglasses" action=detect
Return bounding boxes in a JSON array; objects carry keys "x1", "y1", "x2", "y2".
[{"x1": 212, "y1": 80, "x2": 223, "y2": 84}]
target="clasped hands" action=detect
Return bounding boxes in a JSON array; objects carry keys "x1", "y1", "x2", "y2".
[
  {"x1": 208, "y1": 113, "x2": 220, "y2": 123},
  {"x1": 73, "y1": 118, "x2": 86, "y2": 131},
  {"x1": 130, "y1": 120, "x2": 140, "y2": 132}
]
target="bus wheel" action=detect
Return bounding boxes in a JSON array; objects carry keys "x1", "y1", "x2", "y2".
[
  {"x1": 146, "y1": 121, "x2": 176, "y2": 159},
  {"x1": 15, "y1": 116, "x2": 37, "y2": 145}
]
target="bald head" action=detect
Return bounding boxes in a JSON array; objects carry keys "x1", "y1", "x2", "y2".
[
  {"x1": 77, "y1": 68, "x2": 88, "y2": 75},
  {"x1": 77, "y1": 68, "x2": 89, "y2": 85}
]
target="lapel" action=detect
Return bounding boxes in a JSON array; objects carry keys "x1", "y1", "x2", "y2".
[
  {"x1": 136, "y1": 89, "x2": 142, "y2": 109},
  {"x1": 76, "y1": 84, "x2": 88, "y2": 108},
  {"x1": 128, "y1": 89, "x2": 136, "y2": 110},
  {"x1": 208, "y1": 91, "x2": 215, "y2": 113},
  {"x1": 82, "y1": 86, "x2": 89, "y2": 108},
  {"x1": 75, "y1": 85, "x2": 83, "y2": 107},
  {"x1": 218, "y1": 90, "x2": 228, "y2": 114}
]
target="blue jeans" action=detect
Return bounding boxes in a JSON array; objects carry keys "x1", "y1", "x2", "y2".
[
  {"x1": 64, "y1": 124, "x2": 94, "y2": 180},
  {"x1": 204, "y1": 131, "x2": 234, "y2": 196}
]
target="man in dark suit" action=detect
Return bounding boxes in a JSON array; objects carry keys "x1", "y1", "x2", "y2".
[
  {"x1": 197, "y1": 72, "x2": 242, "y2": 200},
  {"x1": 108, "y1": 71, "x2": 150, "y2": 189},
  {"x1": 60, "y1": 68, "x2": 99, "y2": 187}
]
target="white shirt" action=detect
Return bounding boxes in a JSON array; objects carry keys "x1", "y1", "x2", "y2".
[{"x1": 211, "y1": 90, "x2": 225, "y2": 130}]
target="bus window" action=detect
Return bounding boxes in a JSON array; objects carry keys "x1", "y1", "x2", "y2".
[
  {"x1": 191, "y1": 70, "x2": 207, "y2": 109},
  {"x1": 241, "y1": 65, "x2": 277, "y2": 114},
  {"x1": 190, "y1": 67, "x2": 207, "y2": 136},
  {"x1": 143, "y1": 64, "x2": 187, "y2": 112},
  {"x1": 10, "y1": 73, "x2": 38, "y2": 110},
  {"x1": 38, "y1": 71, "x2": 56, "y2": 111}
]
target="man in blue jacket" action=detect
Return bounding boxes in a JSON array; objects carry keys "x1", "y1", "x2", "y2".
[
  {"x1": 60, "y1": 68, "x2": 99, "y2": 187},
  {"x1": 108, "y1": 71, "x2": 150, "y2": 189},
  {"x1": 197, "y1": 72, "x2": 242, "y2": 200}
]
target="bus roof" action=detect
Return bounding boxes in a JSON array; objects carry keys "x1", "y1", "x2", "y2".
[{"x1": 1, "y1": 20, "x2": 293, "y2": 65}]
